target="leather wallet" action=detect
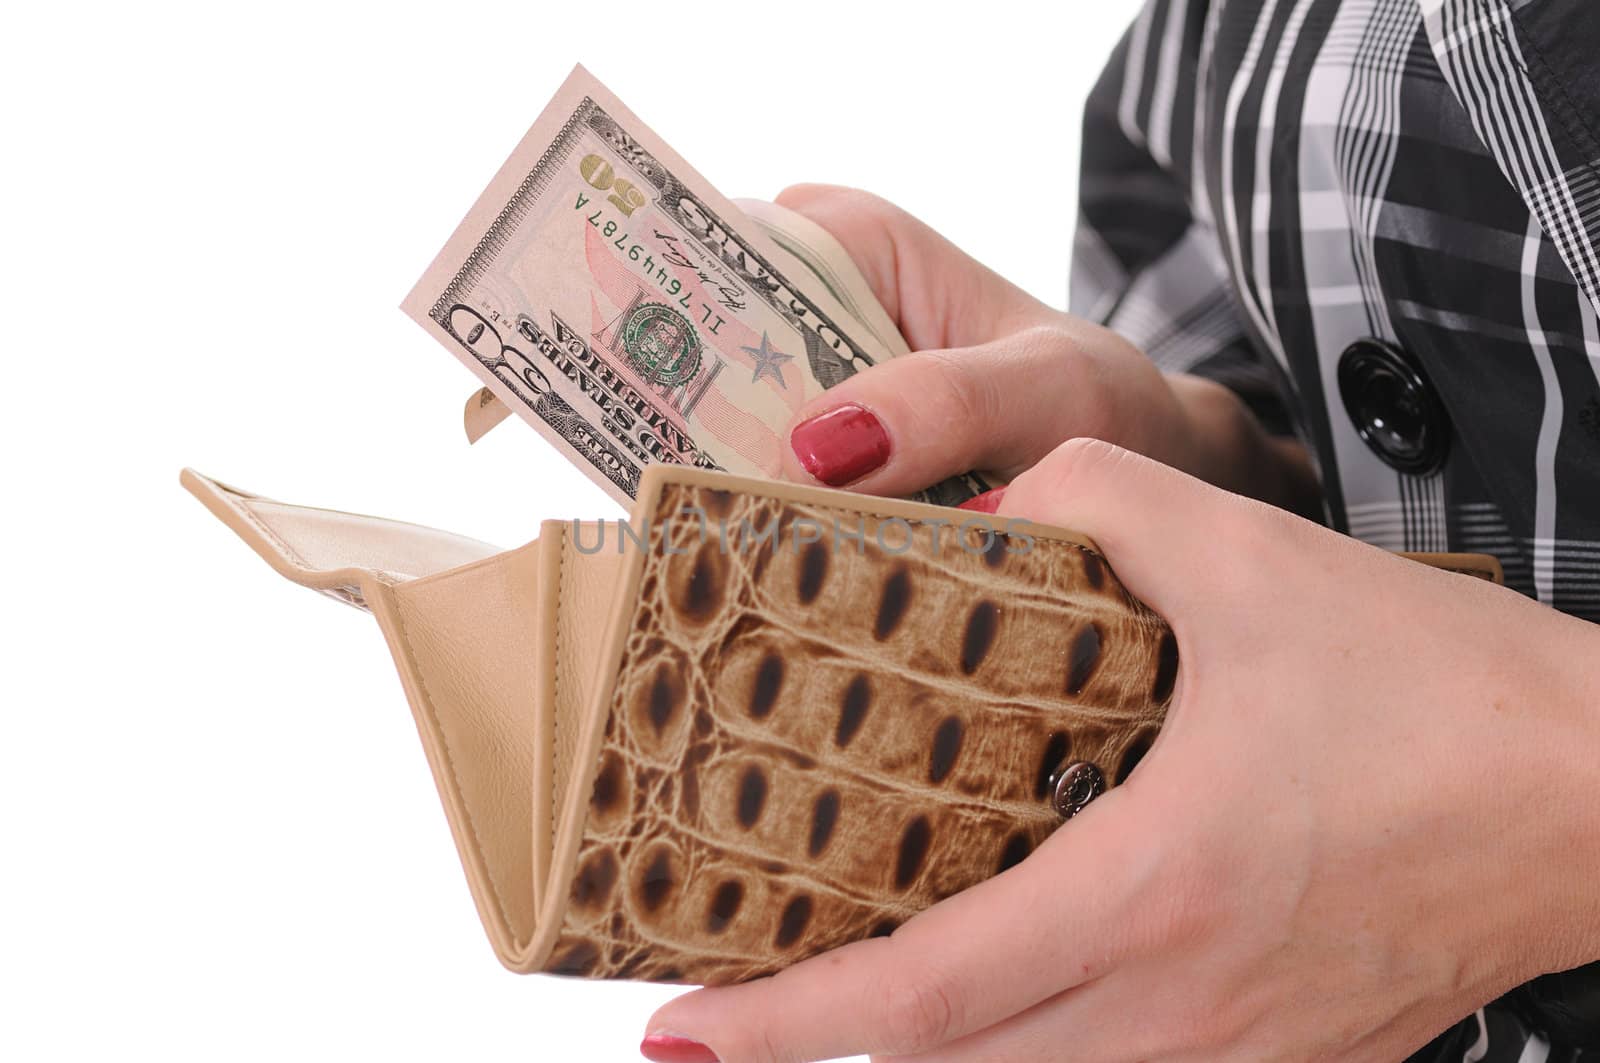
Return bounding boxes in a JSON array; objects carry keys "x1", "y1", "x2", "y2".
[{"x1": 182, "y1": 463, "x2": 1502, "y2": 985}]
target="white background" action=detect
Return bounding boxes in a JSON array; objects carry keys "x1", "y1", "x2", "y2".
[{"x1": 2, "y1": 2, "x2": 1139, "y2": 1058}]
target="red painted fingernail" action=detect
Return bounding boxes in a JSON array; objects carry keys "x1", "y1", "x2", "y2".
[
  {"x1": 790, "y1": 403, "x2": 891, "y2": 486},
  {"x1": 957, "y1": 486, "x2": 1007, "y2": 513},
  {"x1": 640, "y1": 1033, "x2": 719, "y2": 1063}
]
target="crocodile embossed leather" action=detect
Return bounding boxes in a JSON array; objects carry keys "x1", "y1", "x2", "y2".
[{"x1": 541, "y1": 479, "x2": 1172, "y2": 983}]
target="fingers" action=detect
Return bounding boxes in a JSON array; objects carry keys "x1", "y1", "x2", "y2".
[
  {"x1": 891, "y1": 964, "x2": 1223, "y2": 1063},
  {"x1": 773, "y1": 186, "x2": 1192, "y2": 500},
  {"x1": 996, "y1": 438, "x2": 1265, "y2": 623},
  {"x1": 887, "y1": 977, "x2": 1132, "y2": 1063},
  {"x1": 780, "y1": 326, "x2": 1139, "y2": 493},
  {"x1": 774, "y1": 184, "x2": 1056, "y2": 351},
  {"x1": 644, "y1": 790, "x2": 1150, "y2": 1063}
]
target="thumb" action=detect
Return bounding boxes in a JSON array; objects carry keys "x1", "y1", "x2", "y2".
[
  {"x1": 996, "y1": 438, "x2": 1260, "y2": 622},
  {"x1": 778, "y1": 326, "x2": 1161, "y2": 494},
  {"x1": 774, "y1": 183, "x2": 1055, "y2": 351}
]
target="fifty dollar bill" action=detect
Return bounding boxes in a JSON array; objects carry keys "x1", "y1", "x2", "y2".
[{"x1": 403, "y1": 65, "x2": 984, "y2": 506}]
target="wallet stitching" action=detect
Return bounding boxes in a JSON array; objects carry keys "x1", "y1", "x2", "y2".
[
  {"x1": 389, "y1": 597, "x2": 520, "y2": 938},
  {"x1": 552, "y1": 536, "x2": 568, "y2": 860}
]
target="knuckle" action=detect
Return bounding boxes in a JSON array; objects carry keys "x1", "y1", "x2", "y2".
[
  {"x1": 1054, "y1": 435, "x2": 1131, "y2": 477},
  {"x1": 1013, "y1": 436, "x2": 1129, "y2": 503},
  {"x1": 1018, "y1": 321, "x2": 1094, "y2": 380},
  {"x1": 760, "y1": 1028, "x2": 799, "y2": 1063},
  {"x1": 919, "y1": 350, "x2": 996, "y2": 427},
  {"x1": 717, "y1": 1027, "x2": 797, "y2": 1063},
  {"x1": 1017, "y1": 321, "x2": 1088, "y2": 366},
  {"x1": 1019, "y1": 323, "x2": 1121, "y2": 438},
  {"x1": 877, "y1": 973, "x2": 960, "y2": 1055}
]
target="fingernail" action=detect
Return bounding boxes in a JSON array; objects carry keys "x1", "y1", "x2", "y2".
[
  {"x1": 957, "y1": 486, "x2": 1007, "y2": 513},
  {"x1": 790, "y1": 403, "x2": 891, "y2": 486},
  {"x1": 640, "y1": 1033, "x2": 719, "y2": 1063}
]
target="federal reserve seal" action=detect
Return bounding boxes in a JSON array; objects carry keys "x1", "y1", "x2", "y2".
[{"x1": 621, "y1": 302, "x2": 703, "y2": 387}]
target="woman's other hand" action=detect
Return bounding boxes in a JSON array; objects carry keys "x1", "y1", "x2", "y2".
[{"x1": 773, "y1": 185, "x2": 1318, "y2": 516}]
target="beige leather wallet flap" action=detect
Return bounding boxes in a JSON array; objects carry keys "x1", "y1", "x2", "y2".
[{"x1": 181, "y1": 469, "x2": 624, "y2": 970}]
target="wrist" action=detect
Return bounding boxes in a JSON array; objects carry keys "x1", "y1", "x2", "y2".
[
  {"x1": 1513, "y1": 610, "x2": 1600, "y2": 980},
  {"x1": 1164, "y1": 372, "x2": 1324, "y2": 517},
  {"x1": 1447, "y1": 598, "x2": 1600, "y2": 1004}
]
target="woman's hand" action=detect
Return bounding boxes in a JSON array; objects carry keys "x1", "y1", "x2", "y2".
[
  {"x1": 772, "y1": 185, "x2": 1318, "y2": 517},
  {"x1": 642, "y1": 440, "x2": 1600, "y2": 1063}
]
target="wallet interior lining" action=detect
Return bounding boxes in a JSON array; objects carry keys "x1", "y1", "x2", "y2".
[{"x1": 183, "y1": 469, "x2": 552, "y2": 967}]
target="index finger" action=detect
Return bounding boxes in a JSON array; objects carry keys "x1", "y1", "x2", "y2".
[{"x1": 643, "y1": 788, "x2": 1150, "y2": 1063}]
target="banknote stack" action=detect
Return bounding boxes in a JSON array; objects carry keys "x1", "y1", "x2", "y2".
[{"x1": 403, "y1": 65, "x2": 985, "y2": 508}]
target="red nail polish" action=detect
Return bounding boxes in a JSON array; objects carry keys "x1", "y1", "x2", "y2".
[
  {"x1": 640, "y1": 1033, "x2": 719, "y2": 1063},
  {"x1": 790, "y1": 403, "x2": 891, "y2": 486},
  {"x1": 957, "y1": 486, "x2": 1007, "y2": 513}
]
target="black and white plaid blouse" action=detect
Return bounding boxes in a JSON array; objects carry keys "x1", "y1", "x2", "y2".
[{"x1": 1072, "y1": 0, "x2": 1600, "y2": 1055}]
